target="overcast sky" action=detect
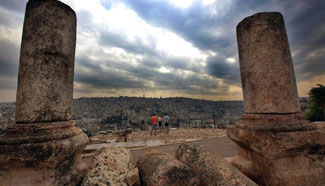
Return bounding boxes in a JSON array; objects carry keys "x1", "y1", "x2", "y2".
[{"x1": 0, "y1": 0, "x2": 324, "y2": 102}]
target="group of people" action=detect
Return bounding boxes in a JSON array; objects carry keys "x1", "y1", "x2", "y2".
[{"x1": 151, "y1": 113, "x2": 169, "y2": 134}]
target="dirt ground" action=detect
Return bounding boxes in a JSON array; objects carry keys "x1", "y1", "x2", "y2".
[
  {"x1": 88, "y1": 128, "x2": 237, "y2": 164},
  {"x1": 91, "y1": 128, "x2": 227, "y2": 144},
  {"x1": 130, "y1": 136, "x2": 237, "y2": 164}
]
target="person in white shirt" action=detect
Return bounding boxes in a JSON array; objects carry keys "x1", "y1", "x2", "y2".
[{"x1": 164, "y1": 113, "x2": 169, "y2": 134}]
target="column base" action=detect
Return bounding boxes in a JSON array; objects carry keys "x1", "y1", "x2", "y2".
[
  {"x1": 228, "y1": 113, "x2": 325, "y2": 186},
  {"x1": 0, "y1": 121, "x2": 89, "y2": 186}
]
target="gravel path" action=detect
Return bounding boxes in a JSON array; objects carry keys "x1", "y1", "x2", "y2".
[{"x1": 130, "y1": 136, "x2": 236, "y2": 164}]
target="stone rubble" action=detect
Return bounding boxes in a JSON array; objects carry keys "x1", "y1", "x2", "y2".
[
  {"x1": 82, "y1": 147, "x2": 140, "y2": 186},
  {"x1": 137, "y1": 150, "x2": 199, "y2": 186},
  {"x1": 175, "y1": 144, "x2": 258, "y2": 186}
]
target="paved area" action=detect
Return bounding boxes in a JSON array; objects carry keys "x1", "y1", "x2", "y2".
[{"x1": 130, "y1": 136, "x2": 236, "y2": 164}]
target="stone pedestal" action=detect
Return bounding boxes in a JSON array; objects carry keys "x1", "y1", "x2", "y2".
[
  {"x1": 0, "y1": 121, "x2": 89, "y2": 185},
  {"x1": 229, "y1": 12, "x2": 325, "y2": 186},
  {"x1": 228, "y1": 115, "x2": 325, "y2": 186},
  {"x1": 0, "y1": 1, "x2": 89, "y2": 185}
]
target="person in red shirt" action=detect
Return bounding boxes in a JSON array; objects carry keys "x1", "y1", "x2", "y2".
[{"x1": 151, "y1": 114, "x2": 157, "y2": 135}]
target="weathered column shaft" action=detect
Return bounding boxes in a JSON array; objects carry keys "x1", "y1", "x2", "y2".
[
  {"x1": 236, "y1": 12, "x2": 300, "y2": 114},
  {"x1": 15, "y1": 0, "x2": 76, "y2": 123}
]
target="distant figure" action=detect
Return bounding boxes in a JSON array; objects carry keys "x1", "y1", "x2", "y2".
[
  {"x1": 158, "y1": 115, "x2": 163, "y2": 130},
  {"x1": 164, "y1": 113, "x2": 169, "y2": 134},
  {"x1": 151, "y1": 114, "x2": 157, "y2": 135}
]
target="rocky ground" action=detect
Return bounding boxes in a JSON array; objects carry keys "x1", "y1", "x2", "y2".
[
  {"x1": 83, "y1": 128, "x2": 229, "y2": 169},
  {"x1": 129, "y1": 128, "x2": 226, "y2": 142},
  {"x1": 90, "y1": 128, "x2": 226, "y2": 144}
]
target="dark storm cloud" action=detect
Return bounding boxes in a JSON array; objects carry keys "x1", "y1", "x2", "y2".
[
  {"x1": 0, "y1": 0, "x2": 27, "y2": 13},
  {"x1": 99, "y1": 31, "x2": 156, "y2": 56},
  {"x1": 283, "y1": 0, "x2": 325, "y2": 81},
  {"x1": 295, "y1": 49, "x2": 325, "y2": 81},
  {"x1": 0, "y1": 39, "x2": 19, "y2": 77},
  {"x1": 0, "y1": 10, "x2": 23, "y2": 28},
  {"x1": 141, "y1": 57, "x2": 161, "y2": 69},
  {"x1": 0, "y1": 59, "x2": 17, "y2": 77},
  {"x1": 0, "y1": 0, "x2": 25, "y2": 30},
  {"x1": 0, "y1": 39, "x2": 19, "y2": 92},
  {"x1": 75, "y1": 57, "x2": 147, "y2": 89},
  {"x1": 205, "y1": 56, "x2": 240, "y2": 85},
  {"x1": 74, "y1": 54, "x2": 227, "y2": 96}
]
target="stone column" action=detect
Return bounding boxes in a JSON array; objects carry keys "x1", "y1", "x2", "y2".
[
  {"x1": 228, "y1": 12, "x2": 325, "y2": 186},
  {"x1": 0, "y1": 0, "x2": 89, "y2": 185},
  {"x1": 15, "y1": 0, "x2": 76, "y2": 123},
  {"x1": 237, "y1": 12, "x2": 300, "y2": 114}
]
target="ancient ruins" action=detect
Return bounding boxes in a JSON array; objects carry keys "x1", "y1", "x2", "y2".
[
  {"x1": 228, "y1": 12, "x2": 325, "y2": 186},
  {"x1": 0, "y1": 0, "x2": 88, "y2": 185},
  {"x1": 0, "y1": 0, "x2": 324, "y2": 185}
]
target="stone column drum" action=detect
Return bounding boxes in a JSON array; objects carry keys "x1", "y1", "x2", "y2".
[
  {"x1": 237, "y1": 12, "x2": 300, "y2": 114},
  {"x1": 15, "y1": 0, "x2": 76, "y2": 123},
  {"x1": 228, "y1": 12, "x2": 325, "y2": 186},
  {"x1": 0, "y1": 0, "x2": 89, "y2": 185}
]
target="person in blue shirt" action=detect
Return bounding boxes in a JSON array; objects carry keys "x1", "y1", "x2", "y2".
[{"x1": 164, "y1": 113, "x2": 169, "y2": 134}]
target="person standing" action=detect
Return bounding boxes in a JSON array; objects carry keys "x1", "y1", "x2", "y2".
[
  {"x1": 158, "y1": 115, "x2": 163, "y2": 131},
  {"x1": 164, "y1": 113, "x2": 169, "y2": 134},
  {"x1": 151, "y1": 114, "x2": 157, "y2": 135}
]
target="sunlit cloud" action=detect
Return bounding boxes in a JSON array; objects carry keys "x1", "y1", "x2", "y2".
[
  {"x1": 166, "y1": 0, "x2": 193, "y2": 9},
  {"x1": 203, "y1": 0, "x2": 215, "y2": 6},
  {"x1": 226, "y1": 57, "x2": 236, "y2": 63}
]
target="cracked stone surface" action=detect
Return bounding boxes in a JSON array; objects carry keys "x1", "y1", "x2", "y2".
[
  {"x1": 137, "y1": 150, "x2": 199, "y2": 186},
  {"x1": 82, "y1": 147, "x2": 140, "y2": 186},
  {"x1": 175, "y1": 144, "x2": 258, "y2": 186}
]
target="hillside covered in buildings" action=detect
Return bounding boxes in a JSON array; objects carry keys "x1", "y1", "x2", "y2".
[
  {"x1": 0, "y1": 96, "x2": 308, "y2": 136},
  {"x1": 72, "y1": 97, "x2": 243, "y2": 134}
]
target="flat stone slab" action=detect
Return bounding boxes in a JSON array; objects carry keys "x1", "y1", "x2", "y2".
[
  {"x1": 117, "y1": 141, "x2": 147, "y2": 148},
  {"x1": 145, "y1": 140, "x2": 164, "y2": 146},
  {"x1": 105, "y1": 139, "x2": 116, "y2": 143},
  {"x1": 85, "y1": 140, "x2": 164, "y2": 151}
]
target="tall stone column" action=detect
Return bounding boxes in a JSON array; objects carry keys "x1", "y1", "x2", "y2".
[
  {"x1": 237, "y1": 12, "x2": 300, "y2": 114},
  {"x1": 15, "y1": 0, "x2": 76, "y2": 123},
  {"x1": 0, "y1": 0, "x2": 89, "y2": 185},
  {"x1": 228, "y1": 12, "x2": 325, "y2": 186}
]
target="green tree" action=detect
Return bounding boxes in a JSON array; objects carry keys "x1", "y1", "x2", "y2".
[{"x1": 304, "y1": 84, "x2": 325, "y2": 121}]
